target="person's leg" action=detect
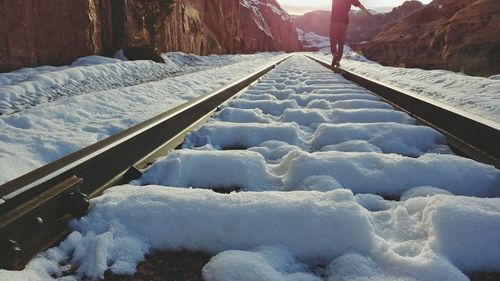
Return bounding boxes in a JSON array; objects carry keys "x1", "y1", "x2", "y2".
[
  {"x1": 334, "y1": 23, "x2": 348, "y2": 66},
  {"x1": 329, "y1": 22, "x2": 338, "y2": 65}
]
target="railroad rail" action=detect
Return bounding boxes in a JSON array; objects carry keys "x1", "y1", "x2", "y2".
[
  {"x1": 0, "y1": 55, "x2": 292, "y2": 269},
  {"x1": 307, "y1": 55, "x2": 500, "y2": 168},
  {"x1": 1, "y1": 53, "x2": 499, "y2": 273}
]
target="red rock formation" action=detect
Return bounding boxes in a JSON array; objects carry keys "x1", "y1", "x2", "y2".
[
  {"x1": 291, "y1": 1, "x2": 424, "y2": 44},
  {"x1": 238, "y1": 0, "x2": 302, "y2": 53},
  {"x1": 348, "y1": 1, "x2": 424, "y2": 44},
  {"x1": 146, "y1": 0, "x2": 302, "y2": 54},
  {"x1": 0, "y1": 0, "x2": 301, "y2": 72},
  {"x1": 291, "y1": 10, "x2": 331, "y2": 38},
  {"x1": 0, "y1": 0, "x2": 113, "y2": 72},
  {"x1": 353, "y1": 0, "x2": 500, "y2": 76}
]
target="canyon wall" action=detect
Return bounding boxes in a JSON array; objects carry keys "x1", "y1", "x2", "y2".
[
  {"x1": 291, "y1": 1, "x2": 423, "y2": 46},
  {"x1": 0, "y1": 0, "x2": 112, "y2": 72},
  {"x1": 353, "y1": 0, "x2": 500, "y2": 76},
  {"x1": 0, "y1": 0, "x2": 301, "y2": 72},
  {"x1": 347, "y1": 1, "x2": 423, "y2": 44}
]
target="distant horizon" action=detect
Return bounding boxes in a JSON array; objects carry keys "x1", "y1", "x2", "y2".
[{"x1": 277, "y1": 0, "x2": 432, "y2": 15}]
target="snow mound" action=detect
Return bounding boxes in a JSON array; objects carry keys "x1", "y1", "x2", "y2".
[
  {"x1": 4, "y1": 187, "x2": 500, "y2": 280},
  {"x1": 137, "y1": 149, "x2": 500, "y2": 197},
  {"x1": 280, "y1": 108, "x2": 415, "y2": 127},
  {"x1": 215, "y1": 107, "x2": 273, "y2": 123},
  {"x1": 71, "y1": 187, "x2": 374, "y2": 279},
  {"x1": 297, "y1": 30, "x2": 331, "y2": 52},
  {"x1": 311, "y1": 123, "x2": 447, "y2": 156},
  {"x1": 400, "y1": 186, "x2": 454, "y2": 200},
  {"x1": 203, "y1": 246, "x2": 321, "y2": 281},
  {"x1": 137, "y1": 150, "x2": 282, "y2": 190},
  {"x1": 183, "y1": 122, "x2": 305, "y2": 149},
  {"x1": 425, "y1": 196, "x2": 500, "y2": 271},
  {"x1": 311, "y1": 51, "x2": 500, "y2": 122},
  {"x1": 325, "y1": 252, "x2": 467, "y2": 281},
  {"x1": 0, "y1": 60, "x2": 178, "y2": 115},
  {"x1": 184, "y1": 121, "x2": 449, "y2": 157},
  {"x1": 289, "y1": 93, "x2": 381, "y2": 106},
  {"x1": 71, "y1": 55, "x2": 122, "y2": 67},
  {"x1": 228, "y1": 99, "x2": 300, "y2": 116}
]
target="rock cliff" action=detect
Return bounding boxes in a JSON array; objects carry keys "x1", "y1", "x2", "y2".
[
  {"x1": 0, "y1": 0, "x2": 301, "y2": 72},
  {"x1": 291, "y1": 1, "x2": 423, "y2": 46},
  {"x1": 0, "y1": 0, "x2": 112, "y2": 72},
  {"x1": 353, "y1": 0, "x2": 500, "y2": 76},
  {"x1": 348, "y1": 1, "x2": 424, "y2": 44},
  {"x1": 292, "y1": 10, "x2": 331, "y2": 38}
]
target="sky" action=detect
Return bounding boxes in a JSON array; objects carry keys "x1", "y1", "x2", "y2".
[{"x1": 277, "y1": 0, "x2": 433, "y2": 15}]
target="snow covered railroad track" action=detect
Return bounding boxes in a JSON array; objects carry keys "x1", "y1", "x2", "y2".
[
  {"x1": 1, "y1": 54, "x2": 499, "y2": 281},
  {"x1": 308, "y1": 55, "x2": 500, "y2": 169},
  {"x1": 0, "y1": 55, "x2": 291, "y2": 270}
]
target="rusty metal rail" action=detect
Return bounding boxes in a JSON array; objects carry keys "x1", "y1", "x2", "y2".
[
  {"x1": 0, "y1": 55, "x2": 292, "y2": 270},
  {"x1": 306, "y1": 55, "x2": 500, "y2": 169}
]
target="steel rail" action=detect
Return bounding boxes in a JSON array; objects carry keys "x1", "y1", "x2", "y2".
[
  {"x1": 306, "y1": 55, "x2": 500, "y2": 169},
  {"x1": 0, "y1": 54, "x2": 292, "y2": 269}
]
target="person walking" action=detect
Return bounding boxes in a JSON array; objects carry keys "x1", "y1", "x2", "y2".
[{"x1": 330, "y1": 0, "x2": 371, "y2": 67}]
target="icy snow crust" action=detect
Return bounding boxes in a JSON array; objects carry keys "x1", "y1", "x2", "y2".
[
  {"x1": 0, "y1": 53, "x2": 278, "y2": 116},
  {"x1": 0, "y1": 52, "x2": 286, "y2": 184},
  {"x1": 1, "y1": 55, "x2": 499, "y2": 280},
  {"x1": 0, "y1": 58, "x2": 177, "y2": 115},
  {"x1": 139, "y1": 150, "x2": 498, "y2": 197},
  {"x1": 297, "y1": 29, "x2": 331, "y2": 52},
  {"x1": 309, "y1": 48, "x2": 500, "y2": 123}
]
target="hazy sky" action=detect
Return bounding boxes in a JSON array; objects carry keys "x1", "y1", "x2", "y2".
[{"x1": 277, "y1": 0, "x2": 432, "y2": 14}]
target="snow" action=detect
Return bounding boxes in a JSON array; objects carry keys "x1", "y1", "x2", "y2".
[
  {"x1": 240, "y1": 0, "x2": 291, "y2": 22},
  {"x1": 424, "y1": 196, "x2": 500, "y2": 271},
  {"x1": 203, "y1": 246, "x2": 321, "y2": 281},
  {"x1": 337, "y1": 57, "x2": 500, "y2": 123},
  {"x1": 0, "y1": 52, "x2": 286, "y2": 184},
  {"x1": 280, "y1": 151, "x2": 499, "y2": 197},
  {"x1": 162, "y1": 52, "x2": 272, "y2": 71},
  {"x1": 136, "y1": 150, "x2": 281, "y2": 190},
  {"x1": 0, "y1": 59, "x2": 179, "y2": 115},
  {"x1": 289, "y1": 93, "x2": 381, "y2": 106},
  {"x1": 183, "y1": 122, "x2": 306, "y2": 149},
  {"x1": 400, "y1": 186, "x2": 454, "y2": 201},
  {"x1": 230, "y1": 99, "x2": 300, "y2": 116},
  {"x1": 137, "y1": 149, "x2": 499, "y2": 197},
  {"x1": 304, "y1": 40, "x2": 500, "y2": 122},
  {"x1": 1, "y1": 54, "x2": 499, "y2": 280},
  {"x1": 324, "y1": 252, "x2": 467, "y2": 281},
  {"x1": 70, "y1": 55, "x2": 122, "y2": 67},
  {"x1": 215, "y1": 107, "x2": 273, "y2": 123},
  {"x1": 240, "y1": 0, "x2": 274, "y2": 37},
  {"x1": 297, "y1": 29, "x2": 331, "y2": 52},
  {"x1": 310, "y1": 123, "x2": 447, "y2": 155},
  {"x1": 279, "y1": 108, "x2": 416, "y2": 127},
  {"x1": 3, "y1": 187, "x2": 499, "y2": 280},
  {"x1": 184, "y1": 121, "x2": 448, "y2": 156}
]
